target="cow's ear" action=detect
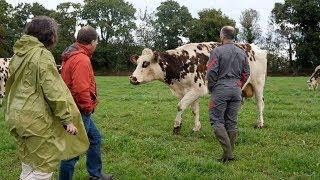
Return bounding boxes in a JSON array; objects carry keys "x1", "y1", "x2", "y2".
[
  {"x1": 130, "y1": 54, "x2": 139, "y2": 64},
  {"x1": 152, "y1": 51, "x2": 159, "y2": 62}
]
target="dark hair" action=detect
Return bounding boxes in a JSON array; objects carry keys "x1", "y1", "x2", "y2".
[
  {"x1": 24, "y1": 16, "x2": 58, "y2": 48},
  {"x1": 221, "y1": 26, "x2": 235, "y2": 40},
  {"x1": 76, "y1": 26, "x2": 98, "y2": 45}
]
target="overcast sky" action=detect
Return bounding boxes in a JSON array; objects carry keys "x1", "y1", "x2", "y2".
[{"x1": 7, "y1": 0, "x2": 284, "y2": 36}]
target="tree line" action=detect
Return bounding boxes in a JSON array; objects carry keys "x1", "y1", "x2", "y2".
[{"x1": 0, "y1": 0, "x2": 319, "y2": 74}]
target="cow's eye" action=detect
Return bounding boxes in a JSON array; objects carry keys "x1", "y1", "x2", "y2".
[{"x1": 142, "y1": 61, "x2": 150, "y2": 68}]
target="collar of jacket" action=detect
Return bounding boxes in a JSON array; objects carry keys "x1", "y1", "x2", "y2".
[{"x1": 75, "y1": 42, "x2": 93, "y2": 58}]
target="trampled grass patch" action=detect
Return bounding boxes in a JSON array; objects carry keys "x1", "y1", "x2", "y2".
[{"x1": 0, "y1": 76, "x2": 320, "y2": 179}]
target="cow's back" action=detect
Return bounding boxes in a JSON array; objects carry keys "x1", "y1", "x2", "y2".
[
  {"x1": 161, "y1": 42, "x2": 219, "y2": 96},
  {"x1": 159, "y1": 42, "x2": 266, "y2": 97}
]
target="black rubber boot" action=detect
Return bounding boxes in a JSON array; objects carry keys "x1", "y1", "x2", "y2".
[
  {"x1": 228, "y1": 130, "x2": 238, "y2": 151},
  {"x1": 214, "y1": 127, "x2": 234, "y2": 162}
]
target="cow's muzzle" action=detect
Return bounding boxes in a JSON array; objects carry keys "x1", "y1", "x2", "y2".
[{"x1": 129, "y1": 75, "x2": 140, "y2": 85}]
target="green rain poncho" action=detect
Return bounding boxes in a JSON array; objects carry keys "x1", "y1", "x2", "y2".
[{"x1": 4, "y1": 35, "x2": 89, "y2": 173}]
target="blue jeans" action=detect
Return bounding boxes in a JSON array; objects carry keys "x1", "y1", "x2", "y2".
[{"x1": 59, "y1": 114, "x2": 102, "y2": 180}]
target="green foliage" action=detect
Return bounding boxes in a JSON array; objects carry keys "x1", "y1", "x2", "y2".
[
  {"x1": 239, "y1": 8, "x2": 261, "y2": 43},
  {"x1": 9, "y1": 3, "x2": 32, "y2": 39},
  {"x1": 1, "y1": 2, "x2": 53, "y2": 57},
  {"x1": 272, "y1": 0, "x2": 320, "y2": 69},
  {"x1": 2, "y1": 0, "x2": 319, "y2": 73},
  {"x1": 1, "y1": 0, "x2": 139, "y2": 71},
  {"x1": 1, "y1": 77, "x2": 320, "y2": 179},
  {"x1": 92, "y1": 42, "x2": 143, "y2": 72},
  {"x1": 154, "y1": 0, "x2": 192, "y2": 50},
  {"x1": 50, "y1": 2, "x2": 81, "y2": 63},
  {"x1": 267, "y1": 53, "x2": 291, "y2": 73},
  {"x1": 0, "y1": 0, "x2": 12, "y2": 57},
  {"x1": 81, "y1": 0, "x2": 136, "y2": 44},
  {"x1": 29, "y1": 2, "x2": 53, "y2": 17},
  {"x1": 0, "y1": 0, "x2": 11, "y2": 26},
  {"x1": 135, "y1": 9, "x2": 156, "y2": 48},
  {"x1": 187, "y1": 8, "x2": 236, "y2": 43}
]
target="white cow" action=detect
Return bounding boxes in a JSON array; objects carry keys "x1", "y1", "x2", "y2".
[
  {"x1": 129, "y1": 42, "x2": 267, "y2": 134},
  {"x1": 0, "y1": 58, "x2": 10, "y2": 105}
]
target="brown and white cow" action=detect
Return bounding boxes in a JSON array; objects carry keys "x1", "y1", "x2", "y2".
[
  {"x1": 0, "y1": 58, "x2": 10, "y2": 105},
  {"x1": 307, "y1": 65, "x2": 320, "y2": 90},
  {"x1": 129, "y1": 42, "x2": 267, "y2": 134}
]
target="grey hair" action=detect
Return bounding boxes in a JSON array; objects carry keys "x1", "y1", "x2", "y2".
[{"x1": 221, "y1": 26, "x2": 236, "y2": 40}]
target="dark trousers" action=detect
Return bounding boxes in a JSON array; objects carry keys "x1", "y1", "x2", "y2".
[
  {"x1": 209, "y1": 86, "x2": 241, "y2": 131},
  {"x1": 59, "y1": 114, "x2": 102, "y2": 180}
]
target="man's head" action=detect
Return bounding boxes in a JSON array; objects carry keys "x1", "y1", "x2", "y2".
[
  {"x1": 220, "y1": 26, "x2": 236, "y2": 42},
  {"x1": 24, "y1": 16, "x2": 58, "y2": 49},
  {"x1": 76, "y1": 25, "x2": 98, "y2": 54}
]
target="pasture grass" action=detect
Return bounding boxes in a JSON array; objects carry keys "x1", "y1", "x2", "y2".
[{"x1": 1, "y1": 76, "x2": 320, "y2": 179}]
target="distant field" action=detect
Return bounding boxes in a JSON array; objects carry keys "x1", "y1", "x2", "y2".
[{"x1": 1, "y1": 76, "x2": 320, "y2": 179}]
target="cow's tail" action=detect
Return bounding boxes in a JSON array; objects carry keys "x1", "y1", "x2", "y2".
[{"x1": 241, "y1": 76, "x2": 251, "y2": 91}]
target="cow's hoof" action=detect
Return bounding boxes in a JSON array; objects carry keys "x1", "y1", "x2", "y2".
[
  {"x1": 254, "y1": 124, "x2": 264, "y2": 129},
  {"x1": 173, "y1": 126, "x2": 182, "y2": 135},
  {"x1": 192, "y1": 126, "x2": 201, "y2": 132}
]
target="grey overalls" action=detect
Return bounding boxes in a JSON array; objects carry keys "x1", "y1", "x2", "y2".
[{"x1": 206, "y1": 43, "x2": 250, "y2": 161}]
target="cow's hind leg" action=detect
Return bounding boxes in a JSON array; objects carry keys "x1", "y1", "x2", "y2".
[
  {"x1": 190, "y1": 99, "x2": 201, "y2": 132},
  {"x1": 253, "y1": 84, "x2": 265, "y2": 128},
  {"x1": 0, "y1": 93, "x2": 3, "y2": 106},
  {"x1": 173, "y1": 91, "x2": 200, "y2": 135}
]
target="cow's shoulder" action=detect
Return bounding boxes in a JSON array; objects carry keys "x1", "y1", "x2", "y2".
[{"x1": 234, "y1": 43, "x2": 256, "y2": 61}]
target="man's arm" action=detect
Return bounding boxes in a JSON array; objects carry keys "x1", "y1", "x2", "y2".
[
  {"x1": 240, "y1": 56, "x2": 250, "y2": 88},
  {"x1": 71, "y1": 58, "x2": 94, "y2": 114},
  {"x1": 206, "y1": 50, "x2": 220, "y2": 91}
]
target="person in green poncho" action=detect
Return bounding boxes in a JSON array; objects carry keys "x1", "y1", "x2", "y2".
[{"x1": 4, "y1": 16, "x2": 89, "y2": 179}]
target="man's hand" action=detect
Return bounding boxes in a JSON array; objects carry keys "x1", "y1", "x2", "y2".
[{"x1": 63, "y1": 123, "x2": 78, "y2": 135}]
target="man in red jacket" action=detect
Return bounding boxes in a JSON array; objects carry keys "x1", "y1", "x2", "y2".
[{"x1": 59, "y1": 26, "x2": 113, "y2": 180}]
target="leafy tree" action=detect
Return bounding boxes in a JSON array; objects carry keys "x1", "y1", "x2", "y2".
[
  {"x1": 239, "y1": 8, "x2": 261, "y2": 43},
  {"x1": 6, "y1": 2, "x2": 52, "y2": 56},
  {"x1": 187, "y1": 8, "x2": 236, "y2": 43},
  {"x1": 272, "y1": 0, "x2": 320, "y2": 69},
  {"x1": 262, "y1": 23, "x2": 291, "y2": 73},
  {"x1": 0, "y1": 0, "x2": 11, "y2": 26},
  {"x1": 0, "y1": 0, "x2": 12, "y2": 57},
  {"x1": 154, "y1": 0, "x2": 192, "y2": 50},
  {"x1": 29, "y1": 2, "x2": 53, "y2": 17},
  {"x1": 135, "y1": 8, "x2": 156, "y2": 48},
  {"x1": 81, "y1": 0, "x2": 136, "y2": 44},
  {"x1": 50, "y1": 2, "x2": 81, "y2": 63},
  {"x1": 9, "y1": 3, "x2": 32, "y2": 35}
]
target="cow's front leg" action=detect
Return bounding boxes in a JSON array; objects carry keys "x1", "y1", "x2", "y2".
[
  {"x1": 173, "y1": 91, "x2": 199, "y2": 134},
  {"x1": 190, "y1": 99, "x2": 201, "y2": 132},
  {"x1": 173, "y1": 110, "x2": 183, "y2": 134}
]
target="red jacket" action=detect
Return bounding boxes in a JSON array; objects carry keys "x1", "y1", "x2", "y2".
[{"x1": 61, "y1": 43, "x2": 97, "y2": 114}]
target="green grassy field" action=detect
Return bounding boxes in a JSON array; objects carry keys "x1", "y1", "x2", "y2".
[{"x1": 1, "y1": 76, "x2": 320, "y2": 179}]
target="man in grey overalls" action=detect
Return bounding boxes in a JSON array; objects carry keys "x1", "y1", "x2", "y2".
[{"x1": 207, "y1": 26, "x2": 250, "y2": 162}]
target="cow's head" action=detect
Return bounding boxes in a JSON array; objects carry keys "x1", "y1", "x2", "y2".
[
  {"x1": 129, "y1": 48, "x2": 164, "y2": 85},
  {"x1": 307, "y1": 78, "x2": 318, "y2": 90}
]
